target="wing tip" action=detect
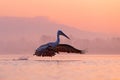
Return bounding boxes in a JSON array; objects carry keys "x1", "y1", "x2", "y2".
[{"x1": 81, "y1": 49, "x2": 88, "y2": 54}]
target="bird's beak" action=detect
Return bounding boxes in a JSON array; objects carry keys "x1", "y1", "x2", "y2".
[{"x1": 61, "y1": 32, "x2": 70, "y2": 39}]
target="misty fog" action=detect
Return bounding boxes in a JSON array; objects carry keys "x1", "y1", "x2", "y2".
[{"x1": 0, "y1": 17, "x2": 120, "y2": 55}]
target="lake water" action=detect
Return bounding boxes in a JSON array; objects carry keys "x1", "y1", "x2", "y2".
[{"x1": 0, "y1": 54, "x2": 120, "y2": 80}]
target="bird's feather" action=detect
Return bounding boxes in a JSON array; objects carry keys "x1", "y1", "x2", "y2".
[
  {"x1": 54, "y1": 44, "x2": 85, "y2": 54},
  {"x1": 34, "y1": 44, "x2": 85, "y2": 57},
  {"x1": 35, "y1": 46, "x2": 56, "y2": 57}
]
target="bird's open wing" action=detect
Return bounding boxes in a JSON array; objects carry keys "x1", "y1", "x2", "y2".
[{"x1": 54, "y1": 44, "x2": 85, "y2": 54}]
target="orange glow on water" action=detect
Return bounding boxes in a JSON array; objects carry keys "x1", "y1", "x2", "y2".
[{"x1": 0, "y1": 55, "x2": 120, "y2": 80}]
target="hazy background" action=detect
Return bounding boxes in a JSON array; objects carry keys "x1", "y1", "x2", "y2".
[
  {"x1": 0, "y1": 0, "x2": 120, "y2": 55},
  {"x1": 0, "y1": 17, "x2": 120, "y2": 55}
]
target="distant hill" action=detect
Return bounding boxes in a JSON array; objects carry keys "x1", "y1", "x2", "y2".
[
  {"x1": 0, "y1": 16, "x2": 119, "y2": 55},
  {"x1": 0, "y1": 16, "x2": 110, "y2": 40}
]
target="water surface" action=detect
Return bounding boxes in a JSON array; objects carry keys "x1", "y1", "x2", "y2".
[{"x1": 0, "y1": 55, "x2": 120, "y2": 80}]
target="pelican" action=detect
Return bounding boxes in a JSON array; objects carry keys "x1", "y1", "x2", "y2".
[{"x1": 34, "y1": 30, "x2": 85, "y2": 57}]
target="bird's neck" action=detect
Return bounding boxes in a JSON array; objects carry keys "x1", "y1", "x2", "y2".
[{"x1": 55, "y1": 34, "x2": 60, "y2": 45}]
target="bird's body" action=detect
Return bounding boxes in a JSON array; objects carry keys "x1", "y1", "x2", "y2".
[
  {"x1": 35, "y1": 30, "x2": 62, "y2": 52},
  {"x1": 34, "y1": 30, "x2": 85, "y2": 57}
]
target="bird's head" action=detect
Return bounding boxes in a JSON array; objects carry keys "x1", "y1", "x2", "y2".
[{"x1": 57, "y1": 30, "x2": 70, "y2": 39}]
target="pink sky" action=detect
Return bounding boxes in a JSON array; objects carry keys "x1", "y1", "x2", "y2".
[{"x1": 0, "y1": 0, "x2": 120, "y2": 36}]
